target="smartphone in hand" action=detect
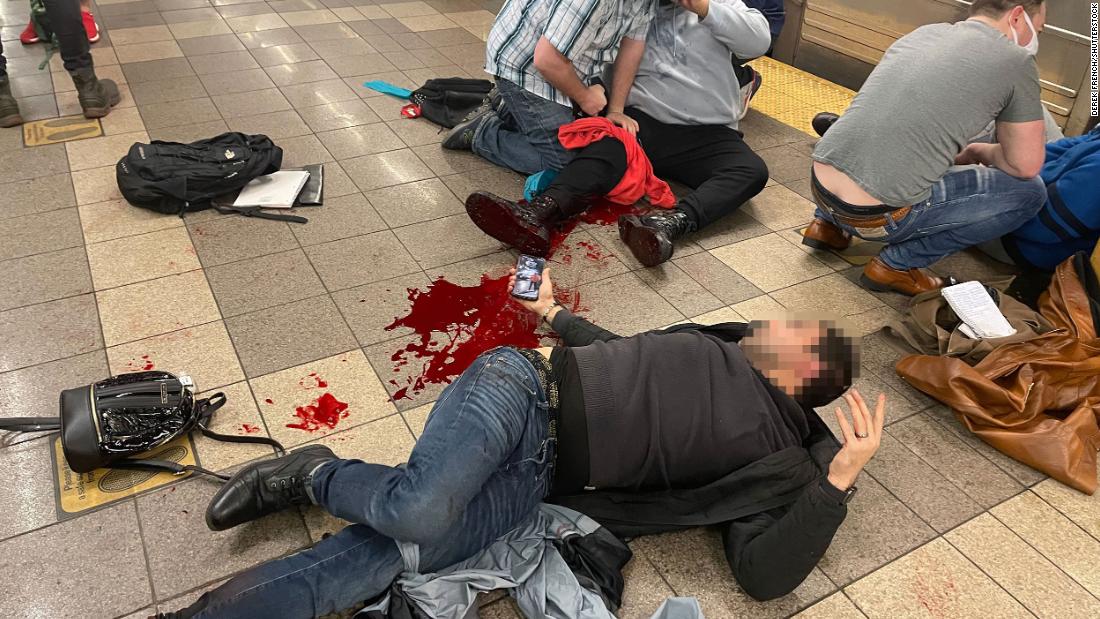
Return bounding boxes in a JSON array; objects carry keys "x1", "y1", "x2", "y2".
[{"x1": 511, "y1": 254, "x2": 546, "y2": 301}]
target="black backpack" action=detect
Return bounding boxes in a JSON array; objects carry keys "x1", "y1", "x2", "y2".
[
  {"x1": 409, "y1": 78, "x2": 494, "y2": 128},
  {"x1": 116, "y1": 132, "x2": 302, "y2": 222}
]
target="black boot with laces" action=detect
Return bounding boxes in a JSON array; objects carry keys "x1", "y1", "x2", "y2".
[
  {"x1": 205, "y1": 445, "x2": 336, "y2": 531},
  {"x1": 618, "y1": 209, "x2": 696, "y2": 267}
]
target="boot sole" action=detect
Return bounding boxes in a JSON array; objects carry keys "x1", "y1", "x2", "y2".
[
  {"x1": 204, "y1": 444, "x2": 335, "y2": 532},
  {"x1": 465, "y1": 191, "x2": 551, "y2": 257},
  {"x1": 82, "y1": 89, "x2": 121, "y2": 119},
  {"x1": 0, "y1": 113, "x2": 24, "y2": 128},
  {"x1": 858, "y1": 273, "x2": 898, "y2": 294},
  {"x1": 801, "y1": 235, "x2": 850, "y2": 252},
  {"x1": 618, "y1": 215, "x2": 672, "y2": 267}
]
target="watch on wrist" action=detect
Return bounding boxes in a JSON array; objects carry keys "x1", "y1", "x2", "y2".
[{"x1": 820, "y1": 477, "x2": 858, "y2": 505}]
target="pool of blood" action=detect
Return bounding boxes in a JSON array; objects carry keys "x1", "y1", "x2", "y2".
[{"x1": 286, "y1": 392, "x2": 350, "y2": 432}]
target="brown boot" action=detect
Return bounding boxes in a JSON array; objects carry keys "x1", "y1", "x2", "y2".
[
  {"x1": 465, "y1": 191, "x2": 562, "y2": 257},
  {"x1": 860, "y1": 256, "x2": 944, "y2": 296},
  {"x1": 802, "y1": 217, "x2": 851, "y2": 251}
]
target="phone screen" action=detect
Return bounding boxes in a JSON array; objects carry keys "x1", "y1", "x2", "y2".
[{"x1": 511, "y1": 254, "x2": 546, "y2": 301}]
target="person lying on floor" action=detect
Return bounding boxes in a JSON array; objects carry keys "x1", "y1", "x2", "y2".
[
  {"x1": 157, "y1": 269, "x2": 884, "y2": 618},
  {"x1": 464, "y1": 0, "x2": 774, "y2": 267}
]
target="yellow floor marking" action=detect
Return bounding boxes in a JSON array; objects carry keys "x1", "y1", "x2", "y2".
[
  {"x1": 749, "y1": 57, "x2": 856, "y2": 137},
  {"x1": 23, "y1": 115, "x2": 103, "y2": 146}
]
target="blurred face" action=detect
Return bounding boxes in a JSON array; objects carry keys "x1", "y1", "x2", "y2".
[{"x1": 741, "y1": 320, "x2": 826, "y2": 397}]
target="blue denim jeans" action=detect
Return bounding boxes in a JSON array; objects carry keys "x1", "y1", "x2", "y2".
[
  {"x1": 815, "y1": 165, "x2": 1047, "y2": 270},
  {"x1": 183, "y1": 348, "x2": 552, "y2": 619},
  {"x1": 472, "y1": 78, "x2": 576, "y2": 175}
]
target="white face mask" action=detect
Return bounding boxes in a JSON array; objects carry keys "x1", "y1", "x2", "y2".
[{"x1": 1010, "y1": 10, "x2": 1040, "y2": 56}]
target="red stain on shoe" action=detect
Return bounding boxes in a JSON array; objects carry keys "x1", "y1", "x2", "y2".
[
  {"x1": 126, "y1": 355, "x2": 155, "y2": 371},
  {"x1": 239, "y1": 423, "x2": 260, "y2": 434},
  {"x1": 287, "y1": 393, "x2": 350, "y2": 432},
  {"x1": 384, "y1": 273, "x2": 587, "y2": 401}
]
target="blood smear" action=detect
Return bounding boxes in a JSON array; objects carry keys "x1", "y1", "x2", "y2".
[
  {"x1": 385, "y1": 274, "x2": 586, "y2": 400},
  {"x1": 286, "y1": 393, "x2": 350, "y2": 432},
  {"x1": 239, "y1": 424, "x2": 261, "y2": 434}
]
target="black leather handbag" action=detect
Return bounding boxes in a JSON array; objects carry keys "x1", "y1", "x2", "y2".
[{"x1": 1, "y1": 371, "x2": 284, "y2": 480}]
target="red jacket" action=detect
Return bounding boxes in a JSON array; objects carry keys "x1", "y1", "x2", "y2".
[{"x1": 557, "y1": 118, "x2": 676, "y2": 208}]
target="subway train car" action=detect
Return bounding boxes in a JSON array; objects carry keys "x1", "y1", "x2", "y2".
[{"x1": 772, "y1": 0, "x2": 1095, "y2": 135}]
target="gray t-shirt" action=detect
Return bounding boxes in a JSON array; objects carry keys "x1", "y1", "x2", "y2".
[{"x1": 812, "y1": 20, "x2": 1042, "y2": 207}]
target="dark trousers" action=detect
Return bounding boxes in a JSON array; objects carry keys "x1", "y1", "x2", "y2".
[
  {"x1": 544, "y1": 107, "x2": 769, "y2": 229},
  {"x1": 0, "y1": 0, "x2": 92, "y2": 78}
]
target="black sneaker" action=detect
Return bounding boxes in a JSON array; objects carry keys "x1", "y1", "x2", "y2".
[
  {"x1": 205, "y1": 445, "x2": 337, "y2": 531},
  {"x1": 442, "y1": 92, "x2": 496, "y2": 150},
  {"x1": 0, "y1": 77, "x2": 23, "y2": 128}
]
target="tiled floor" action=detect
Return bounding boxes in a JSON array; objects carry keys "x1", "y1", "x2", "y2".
[{"x1": 2, "y1": 1, "x2": 1099, "y2": 618}]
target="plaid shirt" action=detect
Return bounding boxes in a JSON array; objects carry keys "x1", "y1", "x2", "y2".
[{"x1": 485, "y1": 0, "x2": 655, "y2": 107}]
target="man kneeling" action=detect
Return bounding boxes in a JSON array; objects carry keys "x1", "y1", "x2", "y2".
[
  {"x1": 465, "y1": 0, "x2": 773, "y2": 266},
  {"x1": 162, "y1": 270, "x2": 882, "y2": 618}
]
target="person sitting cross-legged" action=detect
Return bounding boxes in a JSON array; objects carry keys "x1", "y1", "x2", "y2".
[
  {"x1": 464, "y1": 0, "x2": 774, "y2": 267},
  {"x1": 156, "y1": 267, "x2": 885, "y2": 618}
]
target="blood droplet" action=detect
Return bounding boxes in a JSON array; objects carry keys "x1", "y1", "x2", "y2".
[
  {"x1": 264, "y1": 398, "x2": 273, "y2": 405},
  {"x1": 298, "y1": 373, "x2": 329, "y2": 389},
  {"x1": 126, "y1": 355, "x2": 155, "y2": 371},
  {"x1": 239, "y1": 423, "x2": 260, "y2": 434},
  {"x1": 286, "y1": 393, "x2": 350, "y2": 432}
]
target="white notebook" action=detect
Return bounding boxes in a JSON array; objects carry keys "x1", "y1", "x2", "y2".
[
  {"x1": 233, "y1": 171, "x2": 310, "y2": 208},
  {"x1": 941, "y1": 281, "x2": 1016, "y2": 339}
]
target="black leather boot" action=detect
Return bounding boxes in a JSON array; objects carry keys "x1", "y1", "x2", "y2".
[
  {"x1": 465, "y1": 191, "x2": 563, "y2": 257},
  {"x1": 0, "y1": 76, "x2": 23, "y2": 128},
  {"x1": 205, "y1": 445, "x2": 337, "y2": 531},
  {"x1": 812, "y1": 112, "x2": 839, "y2": 137},
  {"x1": 618, "y1": 209, "x2": 696, "y2": 267},
  {"x1": 70, "y1": 68, "x2": 121, "y2": 119}
]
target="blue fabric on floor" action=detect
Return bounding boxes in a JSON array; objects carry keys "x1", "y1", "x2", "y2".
[
  {"x1": 364, "y1": 80, "x2": 413, "y2": 99},
  {"x1": 524, "y1": 170, "x2": 559, "y2": 202}
]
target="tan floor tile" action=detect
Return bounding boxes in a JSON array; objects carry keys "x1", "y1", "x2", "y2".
[
  {"x1": 689, "y1": 209, "x2": 771, "y2": 251},
  {"x1": 108, "y1": 25, "x2": 175, "y2": 46},
  {"x1": 331, "y1": 271, "x2": 431, "y2": 346},
  {"x1": 382, "y1": 1, "x2": 438, "y2": 18},
  {"x1": 634, "y1": 260, "x2": 724, "y2": 318},
  {"x1": 443, "y1": 10, "x2": 494, "y2": 27},
  {"x1": 226, "y1": 109, "x2": 312, "y2": 139},
  {"x1": 114, "y1": 40, "x2": 184, "y2": 64},
  {"x1": 265, "y1": 59, "x2": 339, "y2": 86},
  {"x1": 635, "y1": 528, "x2": 836, "y2": 617},
  {"x1": 86, "y1": 226, "x2": 200, "y2": 290},
  {"x1": 793, "y1": 592, "x2": 866, "y2": 618},
  {"x1": 282, "y1": 9, "x2": 340, "y2": 26},
  {"x1": 991, "y1": 492, "x2": 1100, "y2": 598},
  {"x1": 0, "y1": 173, "x2": 76, "y2": 219},
  {"x1": 2, "y1": 247, "x2": 93, "y2": 312},
  {"x1": 946, "y1": 513, "x2": 1100, "y2": 619},
  {"x1": 0, "y1": 351, "x2": 107, "y2": 424},
  {"x1": 742, "y1": 185, "x2": 817, "y2": 232},
  {"x1": 0, "y1": 294, "x2": 103, "y2": 373},
  {"x1": 1031, "y1": 460, "x2": 1100, "y2": 538},
  {"x1": 169, "y1": 19, "x2": 233, "y2": 39},
  {"x1": 289, "y1": 192, "x2": 387, "y2": 247},
  {"x1": 357, "y1": 6, "x2": 389, "y2": 19},
  {"x1": 844, "y1": 538, "x2": 1031, "y2": 619},
  {"x1": 890, "y1": 413, "x2": 1023, "y2": 508},
  {"x1": 148, "y1": 120, "x2": 232, "y2": 143},
  {"x1": 618, "y1": 546, "x2": 678, "y2": 619},
  {"x1": 770, "y1": 273, "x2": 884, "y2": 318},
  {"x1": 297, "y1": 98, "x2": 380, "y2": 132},
  {"x1": 845, "y1": 305, "x2": 902, "y2": 336},
  {"x1": 97, "y1": 270, "x2": 220, "y2": 346},
  {"x1": 251, "y1": 350, "x2": 398, "y2": 449},
  {"x1": 306, "y1": 230, "x2": 421, "y2": 290},
  {"x1": 462, "y1": 23, "x2": 490, "y2": 41},
  {"x1": 672, "y1": 250, "x2": 764, "y2": 306},
  {"x1": 193, "y1": 381, "x2": 277, "y2": 472},
  {"x1": 387, "y1": 117, "x2": 445, "y2": 147},
  {"x1": 922, "y1": 404, "x2": 1047, "y2": 487},
  {"x1": 280, "y1": 78, "x2": 359, "y2": 108},
  {"x1": 317, "y1": 122, "x2": 406, "y2": 160},
  {"x1": 212, "y1": 87, "x2": 292, "y2": 119},
  {"x1": 393, "y1": 213, "x2": 505, "y2": 269},
  {"x1": 300, "y1": 413, "x2": 416, "y2": 540},
  {"x1": 342, "y1": 148, "x2": 434, "y2": 191},
  {"x1": 0, "y1": 208, "x2": 83, "y2": 262},
  {"x1": 277, "y1": 133, "x2": 335, "y2": 167},
  {"x1": 817, "y1": 477, "x2": 936, "y2": 586},
  {"x1": 691, "y1": 305, "x2": 747, "y2": 324},
  {"x1": 400, "y1": 402, "x2": 433, "y2": 438},
  {"x1": 571, "y1": 272, "x2": 684, "y2": 337},
  {"x1": 188, "y1": 50, "x2": 262, "y2": 76},
  {"x1": 731, "y1": 294, "x2": 786, "y2": 320},
  {"x1": 541, "y1": 230, "x2": 630, "y2": 289},
  {"x1": 107, "y1": 320, "x2": 245, "y2": 392},
  {"x1": 0, "y1": 441, "x2": 57, "y2": 540},
  {"x1": 777, "y1": 226, "x2": 853, "y2": 272},
  {"x1": 330, "y1": 7, "x2": 363, "y2": 21},
  {"x1": 398, "y1": 13, "x2": 458, "y2": 31},
  {"x1": 100, "y1": 106, "x2": 146, "y2": 135},
  {"x1": 66, "y1": 131, "x2": 149, "y2": 172},
  {"x1": 711, "y1": 233, "x2": 832, "y2": 292},
  {"x1": 250, "y1": 42, "x2": 319, "y2": 67},
  {"x1": 227, "y1": 13, "x2": 290, "y2": 32}
]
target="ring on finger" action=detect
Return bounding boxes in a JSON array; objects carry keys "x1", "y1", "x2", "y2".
[{"x1": 855, "y1": 432, "x2": 869, "y2": 439}]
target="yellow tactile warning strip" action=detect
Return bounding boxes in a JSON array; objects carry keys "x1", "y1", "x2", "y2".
[
  {"x1": 750, "y1": 56, "x2": 856, "y2": 137},
  {"x1": 797, "y1": 226, "x2": 884, "y2": 266},
  {"x1": 23, "y1": 115, "x2": 103, "y2": 146},
  {"x1": 50, "y1": 434, "x2": 196, "y2": 519}
]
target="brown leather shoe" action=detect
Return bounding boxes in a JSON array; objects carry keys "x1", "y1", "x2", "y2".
[
  {"x1": 802, "y1": 217, "x2": 851, "y2": 251},
  {"x1": 860, "y1": 257, "x2": 944, "y2": 296}
]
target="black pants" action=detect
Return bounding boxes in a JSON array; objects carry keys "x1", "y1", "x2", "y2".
[
  {"x1": 544, "y1": 108, "x2": 769, "y2": 228},
  {"x1": 0, "y1": 0, "x2": 92, "y2": 78}
]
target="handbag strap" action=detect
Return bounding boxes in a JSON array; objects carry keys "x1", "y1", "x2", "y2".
[
  {"x1": 213, "y1": 204, "x2": 308, "y2": 223},
  {"x1": 0, "y1": 417, "x2": 61, "y2": 432}
]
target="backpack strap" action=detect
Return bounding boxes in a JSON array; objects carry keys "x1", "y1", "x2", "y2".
[
  {"x1": 214, "y1": 205, "x2": 309, "y2": 224},
  {"x1": 0, "y1": 417, "x2": 61, "y2": 432}
]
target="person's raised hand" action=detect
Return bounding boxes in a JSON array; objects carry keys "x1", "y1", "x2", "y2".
[
  {"x1": 678, "y1": 0, "x2": 710, "y2": 19},
  {"x1": 580, "y1": 83, "x2": 607, "y2": 117},
  {"x1": 827, "y1": 389, "x2": 886, "y2": 491},
  {"x1": 508, "y1": 267, "x2": 560, "y2": 321},
  {"x1": 607, "y1": 111, "x2": 639, "y2": 135}
]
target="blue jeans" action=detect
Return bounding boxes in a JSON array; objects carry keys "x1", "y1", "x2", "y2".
[
  {"x1": 184, "y1": 348, "x2": 553, "y2": 618},
  {"x1": 815, "y1": 165, "x2": 1047, "y2": 269},
  {"x1": 472, "y1": 78, "x2": 576, "y2": 175}
]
